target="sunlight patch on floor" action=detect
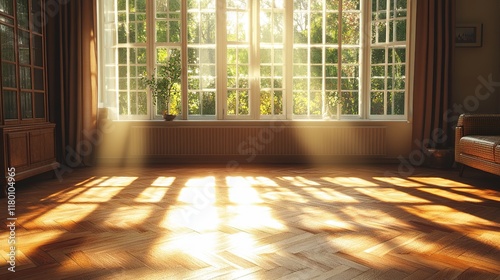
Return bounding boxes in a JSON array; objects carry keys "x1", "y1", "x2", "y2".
[
  {"x1": 254, "y1": 176, "x2": 280, "y2": 187},
  {"x1": 98, "y1": 176, "x2": 138, "y2": 187},
  {"x1": 355, "y1": 188, "x2": 431, "y2": 203},
  {"x1": 409, "y1": 177, "x2": 472, "y2": 188},
  {"x1": 83, "y1": 176, "x2": 110, "y2": 187},
  {"x1": 70, "y1": 187, "x2": 125, "y2": 202},
  {"x1": 418, "y1": 188, "x2": 483, "y2": 203},
  {"x1": 401, "y1": 205, "x2": 499, "y2": 231},
  {"x1": 372, "y1": 177, "x2": 426, "y2": 187},
  {"x1": 151, "y1": 176, "x2": 176, "y2": 187},
  {"x1": 321, "y1": 177, "x2": 379, "y2": 187},
  {"x1": 162, "y1": 205, "x2": 220, "y2": 232},
  {"x1": 278, "y1": 176, "x2": 321, "y2": 187},
  {"x1": 227, "y1": 176, "x2": 263, "y2": 204},
  {"x1": 135, "y1": 186, "x2": 169, "y2": 202},
  {"x1": 178, "y1": 176, "x2": 216, "y2": 205},
  {"x1": 260, "y1": 187, "x2": 309, "y2": 203},
  {"x1": 105, "y1": 206, "x2": 154, "y2": 229},
  {"x1": 26, "y1": 203, "x2": 100, "y2": 227},
  {"x1": 228, "y1": 205, "x2": 287, "y2": 231}
]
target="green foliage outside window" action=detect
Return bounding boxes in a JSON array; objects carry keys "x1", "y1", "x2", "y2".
[{"x1": 108, "y1": 0, "x2": 407, "y2": 119}]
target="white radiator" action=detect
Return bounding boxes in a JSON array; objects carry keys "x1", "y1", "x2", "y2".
[{"x1": 129, "y1": 126, "x2": 387, "y2": 158}]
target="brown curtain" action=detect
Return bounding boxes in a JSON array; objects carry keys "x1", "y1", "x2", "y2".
[
  {"x1": 412, "y1": 0, "x2": 455, "y2": 152},
  {"x1": 47, "y1": 0, "x2": 98, "y2": 166}
]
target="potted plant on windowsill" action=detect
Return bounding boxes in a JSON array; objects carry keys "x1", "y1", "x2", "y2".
[{"x1": 140, "y1": 50, "x2": 181, "y2": 121}]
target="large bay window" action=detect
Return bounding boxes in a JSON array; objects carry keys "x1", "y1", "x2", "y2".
[{"x1": 98, "y1": 0, "x2": 411, "y2": 120}]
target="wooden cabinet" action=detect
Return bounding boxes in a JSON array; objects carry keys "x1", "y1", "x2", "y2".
[{"x1": 1, "y1": 0, "x2": 58, "y2": 196}]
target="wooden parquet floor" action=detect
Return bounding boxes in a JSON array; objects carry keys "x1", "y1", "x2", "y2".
[{"x1": 1, "y1": 163, "x2": 500, "y2": 280}]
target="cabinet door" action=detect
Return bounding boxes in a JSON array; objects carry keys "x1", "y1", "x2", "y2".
[
  {"x1": 7, "y1": 132, "x2": 29, "y2": 168},
  {"x1": 29, "y1": 128, "x2": 55, "y2": 164}
]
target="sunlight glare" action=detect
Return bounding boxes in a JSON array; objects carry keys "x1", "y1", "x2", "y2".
[
  {"x1": 227, "y1": 176, "x2": 263, "y2": 204},
  {"x1": 228, "y1": 232, "x2": 260, "y2": 256},
  {"x1": 255, "y1": 176, "x2": 279, "y2": 187},
  {"x1": 152, "y1": 231, "x2": 219, "y2": 265},
  {"x1": 228, "y1": 205, "x2": 286, "y2": 230},
  {"x1": 178, "y1": 176, "x2": 216, "y2": 205},
  {"x1": 162, "y1": 205, "x2": 219, "y2": 232}
]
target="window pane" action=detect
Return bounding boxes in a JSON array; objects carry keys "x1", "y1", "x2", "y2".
[
  {"x1": 33, "y1": 35, "x2": 43, "y2": 66},
  {"x1": 20, "y1": 66, "x2": 31, "y2": 89},
  {"x1": 18, "y1": 30, "x2": 30, "y2": 64},
  {"x1": 34, "y1": 68, "x2": 43, "y2": 90},
  {"x1": 154, "y1": 48, "x2": 182, "y2": 115},
  {"x1": 21, "y1": 91, "x2": 32, "y2": 118},
  {"x1": 156, "y1": 0, "x2": 181, "y2": 43},
  {"x1": 341, "y1": 92, "x2": 358, "y2": 115},
  {"x1": 0, "y1": 0, "x2": 13, "y2": 14},
  {"x1": 369, "y1": 0, "x2": 407, "y2": 117},
  {"x1": 2, "y1": 62, "x2": 16, "y2": 87},
  {"x1": 17, "y1": 0, "x2": 29, "y2": 29},
  {"x1": 3, "y1": 90, "x2": 17, "y2": 119},
  {"x1": 371, "y1": 91, "x2": 384, "y2": 115},
  {"x1": 227, "y1": 46, "x2": 249, "y2": 116},
  {"x1": 1, "y1": 24, "x2": 15, "y2": 61},
  {"x1": 35, "y1": 92, "x2": 44, "y2": 118},
  {"x1": 31, "y1": 0, "x2": 42, "y2": 33}
]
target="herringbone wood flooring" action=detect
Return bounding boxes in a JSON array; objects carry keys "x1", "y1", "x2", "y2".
[{"x1": 1, "y1": 164, "x2": 500, "y2": 280}]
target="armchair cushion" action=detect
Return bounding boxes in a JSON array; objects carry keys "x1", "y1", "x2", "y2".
[{"x1": 458, "y1": 136, "x2": 500, "y2": 162}]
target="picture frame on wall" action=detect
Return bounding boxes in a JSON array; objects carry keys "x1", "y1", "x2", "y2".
[{"x1": 455, "y1": 23, "x2": 483, "y2": 47}]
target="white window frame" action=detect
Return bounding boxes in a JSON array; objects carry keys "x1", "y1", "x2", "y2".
[{"x1": 97, "y1": 0, "x2": 414, "y2": 121}]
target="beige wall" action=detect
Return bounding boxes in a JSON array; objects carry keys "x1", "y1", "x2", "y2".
[{"x1": 453, "y1": 0, "x2": 500, "y2": 114}]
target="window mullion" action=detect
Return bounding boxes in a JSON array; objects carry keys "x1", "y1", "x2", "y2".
[
  {"x1": 217, "y1": 0, "x2": 227, "y2": 120},
  {"x1": 284, "y1": 0, "x2": 293, "y2": 120},
  {"x1": 361, "y1": 0, "x2": 371, "y2": 119},
  {"x1": 250, "y1": 0, "x2": 261, "y2": 120},
  {"x1": 146, "y1": 0, "x2": 155, "y2": 119},
  {"x1": 322, "y1": 2, "x2": 327, "y2": 119},
  {"x1": 181, "y1": 0, "x2": 188, "y2": 120},
  {"x1": 337, "y1": 0, "x2": 343, "y2": 119},
  {"x1": 113, "y1": 0, "x2": 120, "y2": 120}
]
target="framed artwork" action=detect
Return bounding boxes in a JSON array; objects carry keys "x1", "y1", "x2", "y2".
[{"x1": 455, "y1": 23, "x2": 482, "y2": 47}]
